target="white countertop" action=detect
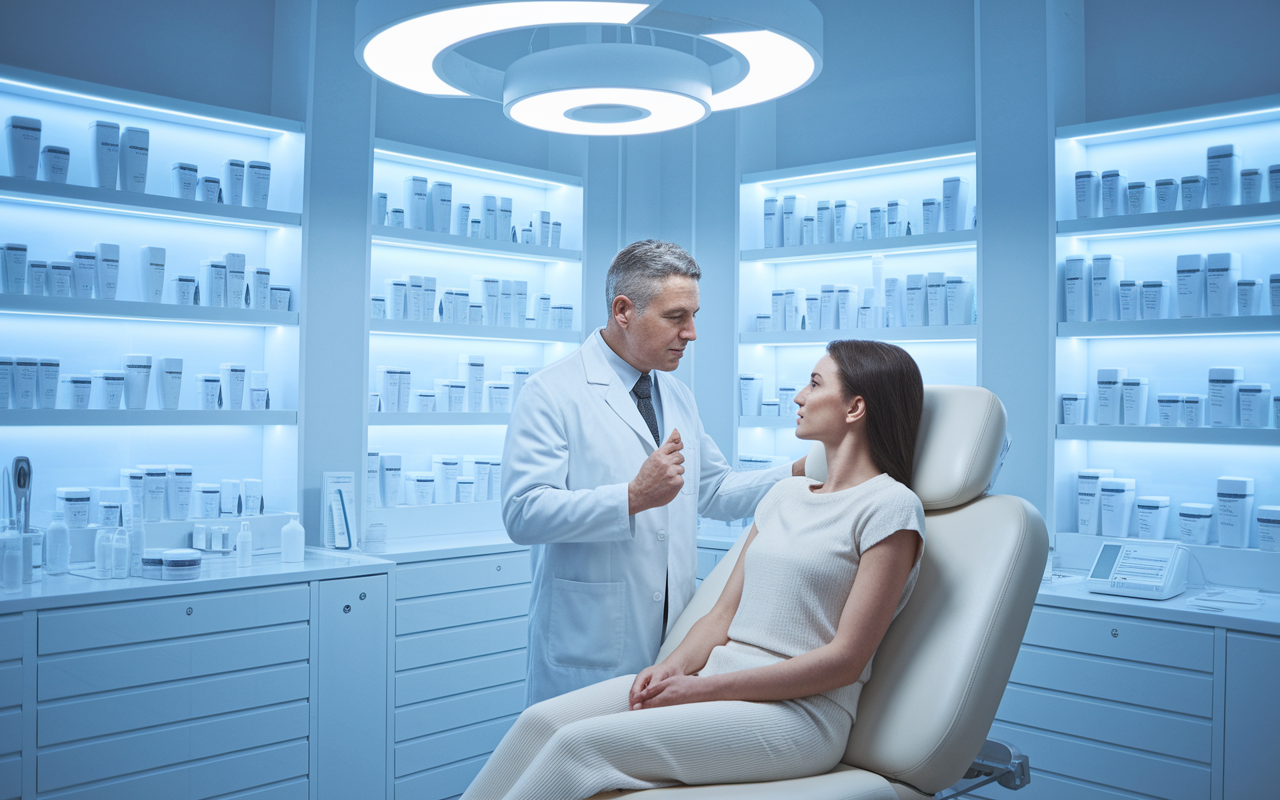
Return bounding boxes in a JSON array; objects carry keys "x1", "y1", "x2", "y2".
[{"x1": 371, "y1": 529, "x2": 528, "y2": 564}]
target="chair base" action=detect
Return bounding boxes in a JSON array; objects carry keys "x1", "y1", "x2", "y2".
[{"x1": 586, "y1": 763, "x2": 931, "y2": 800}]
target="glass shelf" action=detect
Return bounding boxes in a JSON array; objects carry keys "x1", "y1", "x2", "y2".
[
  {"x1": 1057, "y1": 317, "x2": 1279, "y2": 338},
  {"x1": 740, "y1": 230, "x2": 975, "y2": 263},
  {"x1": 368, "y1": 412, "x2": 511, "y2": 426},
  {"x1": 741, "y1": 325, "x2": 976, "y2": 345},
  {"x1": 370, "y1": 320, "x2": 579, "y2": 343},
  {"x1": 0, "y1": 410, "x2": 297, "y2": 426},
  {"x1": 0, "y1": 295, "x2": 298, "y2": 327},
  {"x1": 372, "y1": 226, "x2": 581, "y2": 262},
  {"x1": 1055, "y1": 424, "x2": 1278, "y2": 446}
]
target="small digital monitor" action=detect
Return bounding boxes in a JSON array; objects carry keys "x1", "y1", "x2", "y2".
[{"x1": 1090, "y1": 543, "x2": 1122, "y2": 580}]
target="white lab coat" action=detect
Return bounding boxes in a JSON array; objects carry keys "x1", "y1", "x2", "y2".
[{"x1": 502, "y1": 331, "x2": 790, "y2": 704}]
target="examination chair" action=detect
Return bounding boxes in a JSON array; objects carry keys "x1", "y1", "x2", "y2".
[{"x1": 592, "y1": 385, "x2": 1049, "y2": 800}]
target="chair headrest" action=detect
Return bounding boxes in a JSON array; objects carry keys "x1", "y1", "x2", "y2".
[{"x1": 804, "y1": 385, "x2": 1006, "y2": 510}]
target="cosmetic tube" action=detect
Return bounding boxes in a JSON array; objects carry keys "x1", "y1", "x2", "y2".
[
  {"x1": 20, "y1": 260, "x2": 44, "y2": 298},
  {"x1": 1206, "y1": 145, "x2": 1240, "y2": 207},
  {"x1": 903, "y1": 275, "x2": 927, "y2": 326},
  {"x1": 1078, "y1": 469, "x2": 1114, "y2": 535},
  {"x1": 48, "y1": 262, "x2": 72, "y2": 297},
  {"x1": 200, "y1": 375, "x2": 219, "y2": 408},
  {"x1": 242, "y1": 478, "x2": 263, "y2": 516},
  {"x1": 403, "y1": 176, "x2": 429, "y2": 229},
  {"x1": 912, "y1": 198, "x2": 936, "y2": 233},
  {"x1": 926, "y1": 273, "x2": 948, "y2": 326},
  {"x1": 1061, "y1": 393, "x2": 1086, "y2": 424},
  {"x1": 1258, "y1": 506, "x2": 1280, "y2": 552},
  {"x1": 832, "y1": 200, "x2": 850, "y2": 242},
  {"x1": 1075, "y1": 171, "x2": 1100, "y2": 218},
  {"x1": 151, "y1": 357, "x2": 181, "y2": 410},
  {"x1": 868, "y1": 207, "x2": 883, "y2": 239},
  {"x1": 200, "y1": 260, "x2": 226, "y2": 308},
  {"x1": 220, "y1": 363, "x2": 246, "y2": 410},
  {"x1": 1141, "y1": 280, "x2": 1168, "y2": 320},
  {"x1": 1239, "y1": 383, "x2": 1271, "y2": 428},
  {"x1": 485, "y1": 381, "x2": 512, "y2": 413},
  {"x1": 1126, "y1": 182, "x2": 1151, "y2": 215},
  {"x1": 551, "y1": 221, "x2": 562, "y2": 248},
  {"x1": 433, "y1": 379, "x2": 465, "y2": 412},
  {"x1": 1183, "y1": 395, "x2": 1206, "y2": 427},
  {"x1": 166, "y1": 465, "x2": 192, "y2": 520},
  {"x1": 11, "y1": 357, "x2": 37, "y2": 408},
  {"x1": 534, "y1": 210, "x2": 550, "y2": 246},
  {"x1": 946, "y1": 277, "x2": 973, "y2": 326},
  {"x1": 246, "y1": 267, "x2": 269, "y2": 310},
  {"x1": 119, "y1": 353, "x2": 151, "y2": 410},
  {"x1": 2, "y1": 243, "x2": 27, "y2": 294},
  {"x1": 942, "y1": 178, "x2": 968, "y2": 231},
  {"x1": 97, "y1": 500, "x2": 122, "y2": 528},
  {"x1": 734, "y1": 373, "x2": 764, "y2": 415},
  {"x1": 801, "y1": 216, "x2": 815, "y2": 245},
  {"x1": 376, "y1": 366, "x2": 400, "y2": 413},
  {"x1": 6, "y1": 116, "x2": 40, "y2": 179},
  {"x1": 249, "y1": 371, "x2": 269, "y2": 410},
  {"x1": 812, "y1": 201, "x2": 830, "y2": 244},
  {"x1": 463, "y1": 457, "x2": 492, "y2": 502},
  {"x1": 1101, "y1": 170, "x2": 1128, "y2": 216},
  {"x1": 246, "y1": 161, "x2": 270, "y2": 208},
  {"x1": 457, "y1": 354, "x2": 484, "y2": 413},
  {"x1": 138, "y1": 465, "x2": 166, "y2": 522},
  {"x1": 34, "y1": 358, "x2": 58, "y2": 409},
  {"x1": 226, "y1": 262, "x2": 246, "y2": 310},
  {"x1": 1205, "y1": 252, "x2": 1240, "y2": 317},
  {"x1": 221, "y1": 159, "x2": 244, "y2": 205},
  {"x1": 1175, "y1": 254, "x2": 1206, "y2": 318},
  {"x1": 803, "y1": 293, "x2": 819, "y2": 330},
  {"x1": 194, "y1": 484, "x2": 220, "y2": 519},
  {"x1": 1181, "y1": 175, "x2": 1206, "y2": 209},
  {"x1": 1099, "y1": 478, "x2": 1137, "y2": 538},
  {"x1": 883, "y1": 278, "x2": 903, "y2": 327},
  {"x1": 1208, "y1": 366, "x2": 1243, "y2": 427},
  {"x1": 1270, "y1": 273, "x2": 1280, "y2": 315},
  {"x1": 408, "y1": 473, "x2": 435, "y2": 505},
  {"x1": 136, "y1": 246, "x2": 165, "y2": 303},
  {"x1": 57, "y1": 374, "x2": 91, "y2": 409},
  {"x1": 501, "y1": 367, "x2": 531, "y2": 406},
  {"x1": 1216, "y1": 477, "x2": 1254, "y2": 548},
  {"x1": 1118, "y1": 281, "x2": 1141, "y2": 321},
  {"x1": 1064, "y1": 257, "x2": 1090, "y2": 323},
  {"x1": 119, "y1": 471, "x2": 144, "y2": 518},
  {"x1": 1096, "y1": 367, "x2": 1127, "y2": 426},
  {"x1": 432, "y1": 455, "x2": 459, "y2": 504},
  {"x1": 0, "y1": 356, "x2": 12, "y2": 409},
  {"x1": 498, "y1": 198, "x2": 513, "y2": 241},
  {"x1": 379, "y1": 454, "x2": 402, "y2": 507},
  {"x1": 269, "y1": 285, "x2": 290, "y2": 311},
  {"x1": 71, "y1": 252, "x2": 97, "y2": 299},
  {"x1": 455, "y1": 477, "x2": 475, "y2": 503},
  {"x1": 1157, "y1": 394, "x2": 1183, "y2": 427},
  {"x1": 886, "y1": 199, "x2": 907, "y2": 237},
  {"x1": 89, "y1": 121, "x2": 119, "y2": 188},
  {"x1": 91, "y1": 243, "x2": 120, "y2": 300},
  {"x1": 763, "y1": 197, "x2": 779, "y2": 248},
  {"x1": 1154, "y1": 178, "x2": 1179, "y2": 212},
  {"x1": 118, "y1": 127, "x2": 149, "y2": 192},
  {"x1": 371, "y1": 192, "x2": 388, "y2": 226},
  {"x1": 1237, "y1": 280, "x2": 1263, "y2": 315},
  {"x1": 1121, "y1": 378, "x2": 1149, "y2": 426},
  {"x1": 39, "y1": 146, "x2": 69, "y2": 183},
  {"x1": 389, "y1": 208, "x2": 404, "y2": 227},
  {"x1": 1136, "y1": 496, "x2": 1171, "y2": 540},
  {"x1": 1090, "y1": 255, "x2": 1123, "y2": 321},
  {"x1": 171, "y1": 163, "x2": 198, "y2": 199},
  {"x1": 410, "y1": 389, "x2": 433, "y2": 412},
  {"x1": 90, "y1": 370, "x2": 125, "y2": 409},
  {"x1": 777, "y1": 384, "x2": 799, "y2": 410},
  {"x1": 220, "y1": 479, "x2": 242, "y2": 517},
  {"x1": 1240, "y1": 168, "x2": 1263, "y2": 204}
]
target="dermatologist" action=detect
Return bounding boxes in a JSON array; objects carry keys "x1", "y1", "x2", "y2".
[{"x1": 502, "y1": 240, "x2": 803, "y2": 704}]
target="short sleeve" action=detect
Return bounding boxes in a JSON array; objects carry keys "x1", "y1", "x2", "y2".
[{"x1": 856, "y1": 482, "x2": 926, "y2": 557}]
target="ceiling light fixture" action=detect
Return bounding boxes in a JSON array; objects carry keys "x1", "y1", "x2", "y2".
[{"x1": 354, "y1": 0, "x2": 823, "y2": 135}]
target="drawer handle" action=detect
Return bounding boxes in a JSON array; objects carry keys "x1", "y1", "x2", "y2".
[
  {"x1": 344, "y1": 605, "x2": 352, "y2": 614},
  {"x1": 1111, "y1": 629, "x2": 1119, "y2": 639},
  {"x1": 186, "y1": 607, "x2": 193, "y2": 616},
  {"x1": 496, "y1": 565, "x2": 502, "y2": 571},
  {"x1": 360, "y1": 592, "x2": 367, "y2": 601}
]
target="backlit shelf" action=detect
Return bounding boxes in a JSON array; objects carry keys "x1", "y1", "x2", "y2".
[
  {"x1": 740, "y1": 230, "x2": 975, "y2": 263},
  {"x1": 1055, "y1": 424, "x2": 1279, "y2": 446},
  {"x1": 368, "y1": 412, "x2": 511, "y2": 426},
  {"x1": 0, "y1": 295, "x2": 298, "y2": 327},
  {"x1": 0, "y1": 410, "x2": 297, "y2": 426},
  {"x1": 1056, "y1": 202, "x2": 1280, "y2": 239},
  {"x1": 739, "y1": 416, "x2": 796, "y2": 428},
  {"x1": 740, "y1": 325, "x2": 977, "y2": 345},
  {"x1": 370, "y1": 319, "x2": 580, "y2": 343},
  {"x1": 372, "y1": 226, "x2": 582, "y2": 262},
  {"x1": 1057, "y1": 317, "x2": 1280, "y2": 338},
  {"x1": 0, "y1": 176, "x2": 301, "y2": 228}
]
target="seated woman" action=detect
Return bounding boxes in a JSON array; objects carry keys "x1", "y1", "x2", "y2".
[{"x1": 463, "y1": 340, "x2": 926, "y2": 800}]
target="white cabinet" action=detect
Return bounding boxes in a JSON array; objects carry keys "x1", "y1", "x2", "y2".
[{"x1": 1223, "y1": 632, "x2": 1280, "y2": 798}]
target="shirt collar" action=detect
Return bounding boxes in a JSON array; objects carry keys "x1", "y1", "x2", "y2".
[{"x1": 595, "y1": 328, "x2": 648, "y2": 393}]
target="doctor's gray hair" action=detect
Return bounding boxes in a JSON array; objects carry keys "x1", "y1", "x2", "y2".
[{"x1": 606, "y1": 240, "x2": 702, "y2": 315}]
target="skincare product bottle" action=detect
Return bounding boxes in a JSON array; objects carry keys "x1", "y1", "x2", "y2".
[
  {"x1": 1207, "y1": 366, "x2": 1243, "y2": 427},
  {"x1": 1215, "y1": 477, "x2": 1254, "y2": 548},
  {"x1": 1099, "y1": 478, "x2": 1137, "y2": 538},
  {"x1": 1240, "y1": 168, "x2": 1263, "y2": 204},
  {"x1": 45, "y1": 512, "x2": 69, "y2": 575},
  {"x1": 1077, "y1": 469, "x2": 1114, "y2": 535},
  {"x1": 926, "y1": 273, "x2": 948, "y2": 326},
  {"x1": 89, "y1": 121, "x2": 119, "y2": 188},
  {"x1": 1063, "y1": 256, "x2": 1091, "y2": 323},
  {"x1": 56, "y1": 488, "x2": 92, "y2": 528},
  {"x1": 945, "y1": 277, "x2": 973, "y2": 326},
  {"x1": 375, "y1": 192, "x2": 389, "y2": 225},
  {"x1": 36, "y1": 358, "x2": 60, "y2": 409},
  {"x1": 1118, "y1": 281, "x2": 1141, "y2": 321},
  {"x1": 140, "y1": 465, "x2": 167, "y2": 522},
  {"x1": 220, "y1": 479, "x2": 242, "y2": 517},
  {"x1": 1237, "y1": 280, "x2": 1263, "y2": 315},
  {"x1": 11, "y1": 356, "x2": 37, "y2": 408},
  {"x1": 1141, "y1": 280, "x2": 1168, "y2": 320},
  {"x1": 142, "y1": 548, "x2": 163, "y2": 579},
  {"x1": 485, "y1": 381, "x2": 512, "y2": 413},
  {"x1": 431, "y1": 182, "x2": 452, "y2": 233},
  {"x1": 0, "y1": 356, "x2": 12, "y2": 409},
  {"x1": 1154, "y1": 178, "x2": 1179, "y2": 212},
  {"x1": 1206, "y1": 145, "x2": 1240, "y2": 207},
  {"x1": 1271, "y1": 274, "x2": 1280, "y2": 315},
  {"x1": 237, "y1": 522, "x2": 253, "y2": 568},
  {"x1": 140, "y1": 246, "x2": 166, "y2": 303},
  {"x1": 281, "y1": 513, "x2": 305, "y2": 563},
  {"x1": 801, "y1": 216, "x2": 815, "y2": 246},
  {"x1": 114, "y1": 528, "x2": 131, "y2": 578},
  {"x1": 883, "y1": 278, "x2": 903, "y2": 327},
  {"x1": 499, "y1": 198, "x2": 513, "y2": 241},
  {"x1": 763, "y1": 197, "x2": 779, "y2": 248},
  {"x1": 249, "y1": 371, "x2": 269, "y2": 410},
  {"x1": 6, "y1": 116, "x2": 41, "y2": 179},
  {"x1": 39, "y1": 146, "x2": 70, "y2": 183},
  {"x1": 91, "y1": 370, "x2": 125, "y2": 409},
  {"x1": 1205, "y1": 252, "x2": 1240, "y2": 317},
  {"x1": 1090, "y1": 255, "x2": 1123, "y2": 321},
  {"x1": 834, "y1": 200, "x2": 851, "y2": 241},
  {"x1": 93, "y1": 243, "x2": 120, "y2": 300},
  {"x1": 202, "y1": 261, "x2": 227, "y2": 307},
  {"x1": 432, "y1": 455, "x2": 459, "y2": 503},
  {"x1": 1096, "y1": 367, "x2": 1127, "y2": 426},
  {"x1": 56, "y1": 374, "x2": 91, "y2": 409},
  {"x1": 1135, "y1": 496, "x2": 1170, "y2": 540},
  {"x1": 1121, "y1": 377, "x2": 1149, "y2": 426},
  {"x1": 94, "y1": 526, "x2": 114, "y2": 576},
  {"x1": 942, "y1": 177, "x2": 968, "y2": 231},
  {"x1": 1157, "y1": 394, "x2": 1183, "y2": 427},
  {"x1": 1075, "y1": 171, "x2": 1100, "y2": 218},
  {"x1": 223, "y1": 159, "x2": 245, "y2": 205},
  {"x1": 118, "y1": 127, "x2": 149, "y2": 193},
  {"x1": 782, "y1": 195, "x2": 806, "y2": 246},
  {"x1": 739, "y1": 374, "x2": 764, "y2": 415},
  {"x1": 246, "y1": 162, "x2": 270, "y2": 208},
  {"x1": 123, "y1": 354, "x2": 152, "y2": 409},
  {"x1": 48, "y1": 262, "x2": 73, "y2": 297},
  {"x1": 1258, "y1": 506, "x2": 1280, "y2": 553},
  {"x1": 198, "y1": 374, "x2": 221, "y2": 410},
  {"x1": 1126, "y1": 182, "x2": 1152, "y2": 215},
  {"x1": 380, "y1": 454, "x2": 402, "y2": 507},
  {"x1": 414, "y1": 389, "x2": 435, "y2": 412},
  {"x1": 1101, "y1": 170, "x2": 1128, "y2": 216},
  {"x1": 458, "y1": 354, "x2": 485, "y2": 412},
  {"x1": 815, "y1": 201, "x2": 832, "y2": 244},
  {"x1": 920, "y1": 198, "x2": 940, "y2": 233},
  {"x1": 1176, "y1": 254, "x2": 1207, "y2": 318},
  {"x1": 225, "y1": 253, "x2": 246, "y2": 309},
  {"x1": 1238, "y1": 383, "x2": 1271, "y2": 428},
  {"x1": 26, "y1": 261, "x2": 46, "y2": 296},
  {"x1": 171, "y1": 163, "x2": 198, "y2": 199},
  {"x1": 251, "y1": 267, "x2": 270, "y2": 310},
  {"x1": 196, "y1": 483, "x2": 220, "y2": 519},
  {"x1": 71, "y1": 252, "x2": 97, "y2": 299},
  {"x1": 219, "y1": 364, "x2": 246, "y2": 410},
  {"x1": 1181, "y1": 175, "x2": 1206, "y2": 209},
  {"x1": 152, "y1": 357, "x2": 182, "y2": 410},
  {"x1": 1061, "y1": 393, "x2": 1087, "y2": 425},
  {"x1": 1179, "y1": 503, "x2": 1214, "y2": 545},
  {"x1": 166, "y1": 465, "x2": 193, "y2": 521},
  {"x1": 2, "y1": 244, "x2": 29, "y2": 294},
  {"x1": 1182, "y1": 395, "x2": 1206, "y2": 427},
  {"x1": 389, "y1": 208, "x2": 404, "y2": 227}
]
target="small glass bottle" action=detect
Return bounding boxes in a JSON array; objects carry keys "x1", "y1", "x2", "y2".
[
  {"x1": 112, "y1": 528, "x2": 129, "y2": 579},
  {"x1": 2, "y1": 535, "x2": 21, "y2": 592},
  {"x1": 236, "y1": 521, "x2": 253, "y2": 568},
  {"x1": 95, "y1": 526, "x2": 115, "y2": 577},
  {"x1": 46, "y1": 511, "x2": 70, "y2": 575}
]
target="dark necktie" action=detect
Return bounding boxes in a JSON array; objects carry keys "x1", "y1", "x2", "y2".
[{"x1": 633, "y1": 373, "x2": 660, "y2": 446}]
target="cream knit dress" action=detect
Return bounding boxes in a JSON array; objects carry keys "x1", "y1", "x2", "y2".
[{"x1": 462, "y1": 473, "x2": 926, "y2": 800}]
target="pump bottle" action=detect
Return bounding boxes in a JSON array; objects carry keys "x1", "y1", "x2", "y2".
[
  {"x1": 45, "y1": 511, "x2": 70, "y2": 575},
  {"x1": 237, "y1": 521, "x2": 253, "y2": 568}
]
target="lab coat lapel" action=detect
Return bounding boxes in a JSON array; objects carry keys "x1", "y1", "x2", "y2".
[{"x1": 582, "y1": 334, "x2": 659, "y2": 453}]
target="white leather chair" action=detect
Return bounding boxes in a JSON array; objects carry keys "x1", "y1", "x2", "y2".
[{"x1": 591, "y1": 385, "x2": 1048, "y2": 800}]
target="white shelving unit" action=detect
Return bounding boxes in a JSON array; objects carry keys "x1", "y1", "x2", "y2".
[
  {"x1": 1051, "y1": 94, "x2": 1280, "y2": 547},
  {"x1": 366, "y1": 141, "x2": 583, "y2": 537},
  {"x1": 0, "y1": 65, "x2": 305, "y2": 520},
  {"x1": 736, "y1": 143, "x2": 979, "y2": 465}
]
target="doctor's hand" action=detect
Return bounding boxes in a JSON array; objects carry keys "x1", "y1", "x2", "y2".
[{"x1": 628, "y1": 429, "x2": 684, "y2": 515}]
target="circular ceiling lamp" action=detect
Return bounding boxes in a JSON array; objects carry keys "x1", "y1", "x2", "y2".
[{"x1": 353, "y1": 0, "x2": 823, "y2": 136}]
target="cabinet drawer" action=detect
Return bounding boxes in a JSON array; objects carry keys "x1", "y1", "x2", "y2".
[
  {"x1": 38, "y1": 584, "x2": 310, "y2": 655},
  {"x1": 39, "y1": 622, "x2": 309, "y2": 701},
  {"x1": 1009, "y1": 645, "x2": 1212, "y2": 717},
  {"x1": 397, "y1": 585, "x2": 530, "y2": 636},
  {"x1": 396, "y1": 714, "x2": 517, "y2": 778},
  {"x1": 395, "y1": 753, "x2": 487, "y2": 800},
  {"x1": 1023, "y1": 606, "x2": 1213, "y2": 672},
  {"x1": 397, "y1": 617, "x2": 527, "y2": 673},
  {"x1": 397, "y1": 650, "x2": 527, "y2": 708},
  {"x1": 696, "y1": 549, "x2": 719, "y2": 580},
  {"x1": 39, "y1": 663, "x2": 309, "y2": 747},
  {"x1": 397, "y1": 553, "x2": 530, "y2": 600},
  {"x1": 0, "y1": 665, "x2": 20, "y2": 710},
  {"x1": 397, "y1": 682, "x2": 525, "y2": 742},
  {"x1": 0, "y1": 754, "x2": 19, "y2": 800},
  {"x1": 987, "y1": 722, "x2": 1208, "y2": 800},
  {"x1": 996, "y1": 685, "x2": 1211, "y2": 762},
  {"x1": 0, "y1": 710, "x2": 19, "y2": 757},
  {"x1": 0, "y1": 616, "x2": 19, "y2": 662}
]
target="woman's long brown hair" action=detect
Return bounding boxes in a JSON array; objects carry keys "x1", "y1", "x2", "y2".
[{"x1": 826, "y1": 340, "x2": 924, "y2": 487}]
